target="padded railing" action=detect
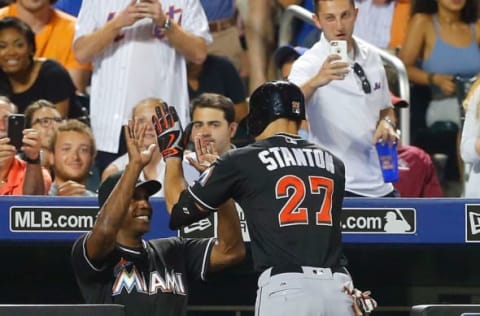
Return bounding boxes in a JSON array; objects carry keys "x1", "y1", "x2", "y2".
[
  {"x1": 278, "y1": 5, "x2": 411, "y2": 145},
  {"x1": 1, "y1": 196, "x2": 479, "y2": 244}
]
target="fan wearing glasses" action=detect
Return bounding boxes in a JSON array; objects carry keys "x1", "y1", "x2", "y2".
[
  {"x1": 0, "y1": 97, "x2": 52, "y2": 195},
  {"x1": 24, "y1": 99, "x2": 64, "y2": 170},
  {"x1": 289, "y1": 0, "x2": 398, "y2": 198}
]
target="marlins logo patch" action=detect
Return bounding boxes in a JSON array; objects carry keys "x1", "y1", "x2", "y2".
[{"x1": 291, "y1": 101, "x2": 301, "y2": 114}]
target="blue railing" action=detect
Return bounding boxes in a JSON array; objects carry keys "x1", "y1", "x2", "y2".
[{"x1": 1, "y1": 196, "x2": 479, "y2": 244}]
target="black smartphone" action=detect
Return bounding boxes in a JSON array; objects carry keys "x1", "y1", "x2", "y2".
[{"x1": 7, "y1": 114, "x2": 25, "y2": 152}]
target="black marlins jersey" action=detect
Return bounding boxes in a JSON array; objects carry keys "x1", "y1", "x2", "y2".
[
  {"x1": 190, "y1": 133, "x2": 346, "y2": 272},
  {"x1": 71, "y1": 235, "x2": 215, "y2": 316}
]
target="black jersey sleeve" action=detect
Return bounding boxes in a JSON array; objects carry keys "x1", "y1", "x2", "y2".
[
  {"x1": 189, "y1": 153, "x2": 242, "y2": 210},
  {"x1": 183, "y1": 237, "x2": 216, "y2": 281},
  {"x1": 71, "y1": 233, "x2": 110, "y2": 282}
]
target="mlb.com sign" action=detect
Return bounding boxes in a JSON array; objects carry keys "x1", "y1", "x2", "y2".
[{"x1": 466, "y1": 204, "x2": 480, "y2": 242}]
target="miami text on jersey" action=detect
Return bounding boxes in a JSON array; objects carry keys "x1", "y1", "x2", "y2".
[
  {"x1": 112, "y1": 266, "x2": 186, "y2": 296},
  {"x1": 258, "y1": 147, "x2": 336, "y2": 173}
]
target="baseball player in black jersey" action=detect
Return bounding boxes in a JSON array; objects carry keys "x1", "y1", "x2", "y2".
[
  {"x1": 71, "y1": 120, "x2": 245, "y2": 316},
  {"x1": 154, "y1": 81, "x2": 375, "y2": 315}
]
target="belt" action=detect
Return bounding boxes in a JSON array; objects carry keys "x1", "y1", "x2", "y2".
[
  {"x1": 208, "y1": 17, "x2": 236, "y2": 32},
  {"x1": 270, "y1": 264, "x2": 348, "y2": 276}
]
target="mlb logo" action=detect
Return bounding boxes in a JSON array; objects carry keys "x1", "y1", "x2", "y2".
[{"x1": 465, "y1": 204, "x2": 480, "y2": 242}]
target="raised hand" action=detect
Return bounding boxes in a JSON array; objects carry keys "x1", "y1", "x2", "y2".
[
  {"x1": 124, "y1": 119, "x2": 155, "y2": 168},
  {"x1": 21, "y1": 129, "x2": 41, "y2": 161},
  {"x1": 152, "y1": 103, "x2": 187, "y2": 160},
  {"x1": 0, "y1": 137, "x2": 16, "y2": 165},
  {"x1": 134, "y1": 0, "x2": 167, "y2": 27},
  {"x1": 186, "y1": 134, "x2": 219, "y2": 173},
  {"x1": 114, "y1": 0, "x2": 144, "y2": 29},
  {"x1": 311, "y1": 54, "x2": 350, "y2": 88}
]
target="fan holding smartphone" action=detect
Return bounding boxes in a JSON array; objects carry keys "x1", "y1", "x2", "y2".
[
  {"x1": 7, "y1": 114, "x2": 25, "y2": 153},
  {"x1": 0, "y1": 99, "x2": 51, "y2": 195},
  {"x1": 288, "y1": 0, "x2": 398, "y2": 199},
  {"x1": 329, "y1": 40, "x2": 348, "y2": 63}
]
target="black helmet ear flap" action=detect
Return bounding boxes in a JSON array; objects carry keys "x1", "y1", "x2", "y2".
[{"x1": 246, "y1": 81, "x2": 306, "y2": 138}]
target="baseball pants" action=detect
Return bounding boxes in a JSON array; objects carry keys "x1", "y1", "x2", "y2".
[{"x1": 255, "y1": 266, "x2": 355, "y2": 316}]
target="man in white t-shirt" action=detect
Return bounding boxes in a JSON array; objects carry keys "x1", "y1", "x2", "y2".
[
  {"x1": 182, "y1": 93, "x2": 238, "y2": 184},
  {"x1": 73, "y1": 0, "x2": 211, "y2": 172},
  {"x1": 289, "y1": 0, "x2": 398, "y2": 197},
  {"x1": 181, "y1": 93, "x2": 251, "y2": 241}
]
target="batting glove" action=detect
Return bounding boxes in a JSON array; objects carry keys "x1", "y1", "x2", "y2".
[
  {"x1": 152, "y1": 103, "x2": 187, "y2": 160},
  {"x1": 353, "y1": 289, "x2": 377, "y2": 315}
]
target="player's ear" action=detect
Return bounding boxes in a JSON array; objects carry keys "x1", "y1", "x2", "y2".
[
  {"x1": 312, "y1": 13, "x2": 322, "y2": 30},
  {"x1": 228, "y1": 122, "x2": 238, "y2": 139},
  {"x1": 181, "y1": 122, "x2": 193, "y2": 149}
]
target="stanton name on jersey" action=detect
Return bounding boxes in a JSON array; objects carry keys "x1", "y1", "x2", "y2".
[{"x1": 258, "y1": 147, "x2": 336, "y2": 173}]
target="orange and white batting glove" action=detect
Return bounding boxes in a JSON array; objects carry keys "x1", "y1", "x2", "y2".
[{"x1": 152, "y1": 103, "x2": 188, "y2": 160}]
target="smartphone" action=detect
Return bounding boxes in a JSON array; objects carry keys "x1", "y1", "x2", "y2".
[
  {"x1": 329, "y1": 40, "x2": 348, "y2": 62},
  {"x1": 7, "y1": 114, "x2": 25, "y2": 152}
]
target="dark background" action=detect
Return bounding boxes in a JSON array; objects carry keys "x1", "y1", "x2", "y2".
[{"x1": 1, "y1": 242, "x2": 480, "y2": 316}]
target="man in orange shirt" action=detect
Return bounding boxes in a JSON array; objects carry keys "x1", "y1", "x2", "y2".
[
  {"x1": 354, "y1": 0, "x2": 410, "y2": 52},
  {"x1": 0, "y1": 0, "x2": 91, "y2": 93},
  {"x1": 388, "y1": 0, "x2": 410, "y2": 50},
  {"x1": 0, "y1": 97, "x2": 51, "y2": 195}
]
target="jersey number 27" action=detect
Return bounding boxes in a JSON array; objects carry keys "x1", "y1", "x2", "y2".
[{"x1": 276, "y1": 175, "x2": 334, "y2": 227}]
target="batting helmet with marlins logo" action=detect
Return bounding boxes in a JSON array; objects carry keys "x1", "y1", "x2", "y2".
[{"x1": 246, "y1": 80, "x2": 306, "y2": 137}]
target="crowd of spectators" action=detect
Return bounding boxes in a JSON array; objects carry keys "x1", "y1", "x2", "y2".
[
  {"x1": 0, "y1": 0, "x2": 477, "y2": 199},
  {"x1": 3, "y1": 0, "x2": 479, "y2": 315}
]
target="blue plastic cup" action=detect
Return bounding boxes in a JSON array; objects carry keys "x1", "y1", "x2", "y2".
[{"x1": 375, "y1": 140, "x2": 399, "y2": 182}]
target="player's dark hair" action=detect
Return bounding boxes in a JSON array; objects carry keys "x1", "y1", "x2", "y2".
[
  {"x1": 190, "y1": 93, "x2": 236, "y2": 124},
  {"x1": 282, "y1": 55, "x2": 299, "y2": 68},
  {"x1": 50, "y1": 0, "x2": 58, "y2": 4},
  {"x1": 314, "y1": 0, "x2": 355, "y2": 15},
  {"x1": 411, "y1": 0, "x2": 478, "y2": 23},
  {"x1": 24, "y1": 99, "x2": 58, "y2": 128},
  {"x1": 0, "y1": 17, "x2": 36, "y2": 55}
]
